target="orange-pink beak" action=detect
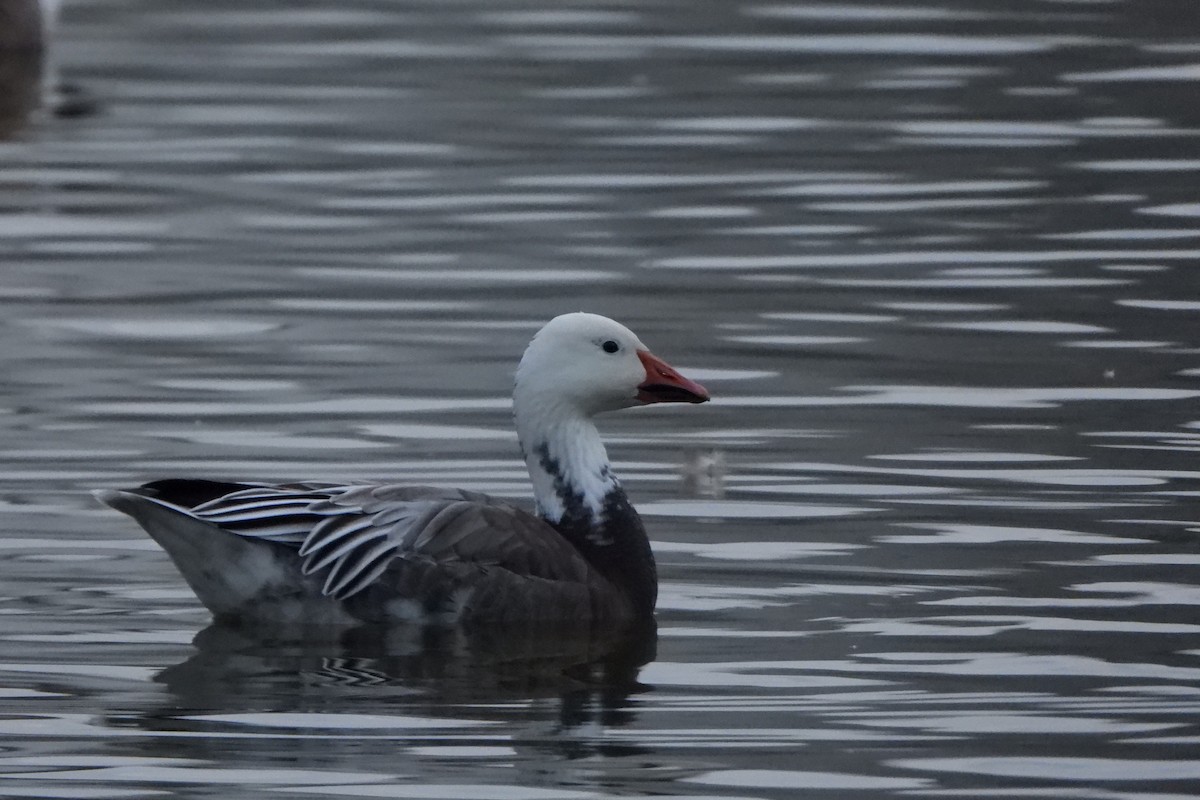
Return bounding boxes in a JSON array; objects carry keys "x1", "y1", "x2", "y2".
[{"x1": 636, "y1": 350, "x2": 710, "y2": 405}]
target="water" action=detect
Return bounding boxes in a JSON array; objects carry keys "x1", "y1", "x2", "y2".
[{"x1": 2, "y1": 0, "x2": 1200, "y2": 796}]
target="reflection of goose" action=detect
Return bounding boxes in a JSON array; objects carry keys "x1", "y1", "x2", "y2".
[
  {"x1": 156, "y1": 618, "x2": 657, "y2": 708},
  {"x1": 98, "y1": 313, "x2": 708, "y2": 627}
]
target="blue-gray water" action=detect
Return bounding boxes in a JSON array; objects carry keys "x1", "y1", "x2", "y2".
[{"x1": 2, "y1": 0, "x2": 1200, "y2": 797}]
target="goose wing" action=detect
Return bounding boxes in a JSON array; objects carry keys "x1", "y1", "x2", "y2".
[{"x1": 178, "y1": 481, "x2": 591, "y2": 600}]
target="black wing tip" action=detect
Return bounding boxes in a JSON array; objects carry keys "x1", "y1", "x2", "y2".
[
  {"x1": 134, "y1": 479, "x2": 256, "y2": 509},
  {"x1": 94, "y1": 479, "x2": 261, "y2": 514}
]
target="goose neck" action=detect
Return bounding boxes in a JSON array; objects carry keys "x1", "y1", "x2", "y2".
[
  {"x1": 514, "y1": 391, "x2": 657, "y2": 616},
  {"x1": 516, "y1": 398, "x2": 615, "y2": 527}
]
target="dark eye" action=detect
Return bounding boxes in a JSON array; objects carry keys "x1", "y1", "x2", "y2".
[{"x1": 602, "y1": 339, "x2": 620, "y2": 354}]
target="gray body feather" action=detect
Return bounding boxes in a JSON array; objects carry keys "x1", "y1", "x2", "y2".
[{"x1": 96, "y1": 482, "x2": 629, "y2": 627}]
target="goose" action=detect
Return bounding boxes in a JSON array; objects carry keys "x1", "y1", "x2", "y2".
[{"x1": 96, "y1": 313, "x2": 709, "y2": 627}]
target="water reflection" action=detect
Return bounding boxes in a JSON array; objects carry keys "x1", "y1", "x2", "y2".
[{"x1": 159, "y1": 619, "x2": 657, "y2": 709}]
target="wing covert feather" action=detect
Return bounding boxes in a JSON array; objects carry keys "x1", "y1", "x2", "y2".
[{"x1": 184, "y1": 483, "x2": 593, "y2": 601}]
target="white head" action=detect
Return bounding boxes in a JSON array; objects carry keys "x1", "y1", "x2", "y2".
[
  {"x1": 514, "y1": 312, "x2": 708, "y2": 417},
  {"x1": 513, "y1": 312, "x2": 709, "y2": 525}
]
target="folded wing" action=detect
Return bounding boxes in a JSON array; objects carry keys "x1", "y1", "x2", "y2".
[{"x1": 181, "y1": 482, "x2": 592, "y2": 601}]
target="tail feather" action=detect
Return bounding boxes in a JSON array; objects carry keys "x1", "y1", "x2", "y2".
[{"x1": 94, "y1": 489, "x2": 319, "y2": 620}]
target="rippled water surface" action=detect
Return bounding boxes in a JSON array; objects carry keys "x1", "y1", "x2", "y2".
[{"x1": 3, "y1": 0, "x2": 1200, "y2": 797}]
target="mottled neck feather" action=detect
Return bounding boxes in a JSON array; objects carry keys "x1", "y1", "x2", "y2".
[{"x1": 515, "y1": 397, "x2": 657, "y2": 614}]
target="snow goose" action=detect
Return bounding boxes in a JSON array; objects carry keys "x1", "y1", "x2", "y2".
[{"x1": 96, "y1": 313, "x2": 709, "y2": 627}]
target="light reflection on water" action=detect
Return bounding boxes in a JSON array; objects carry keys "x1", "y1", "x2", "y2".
[{"x1": 2, "y1": 0, "x2": 1200, "y2": 797}]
